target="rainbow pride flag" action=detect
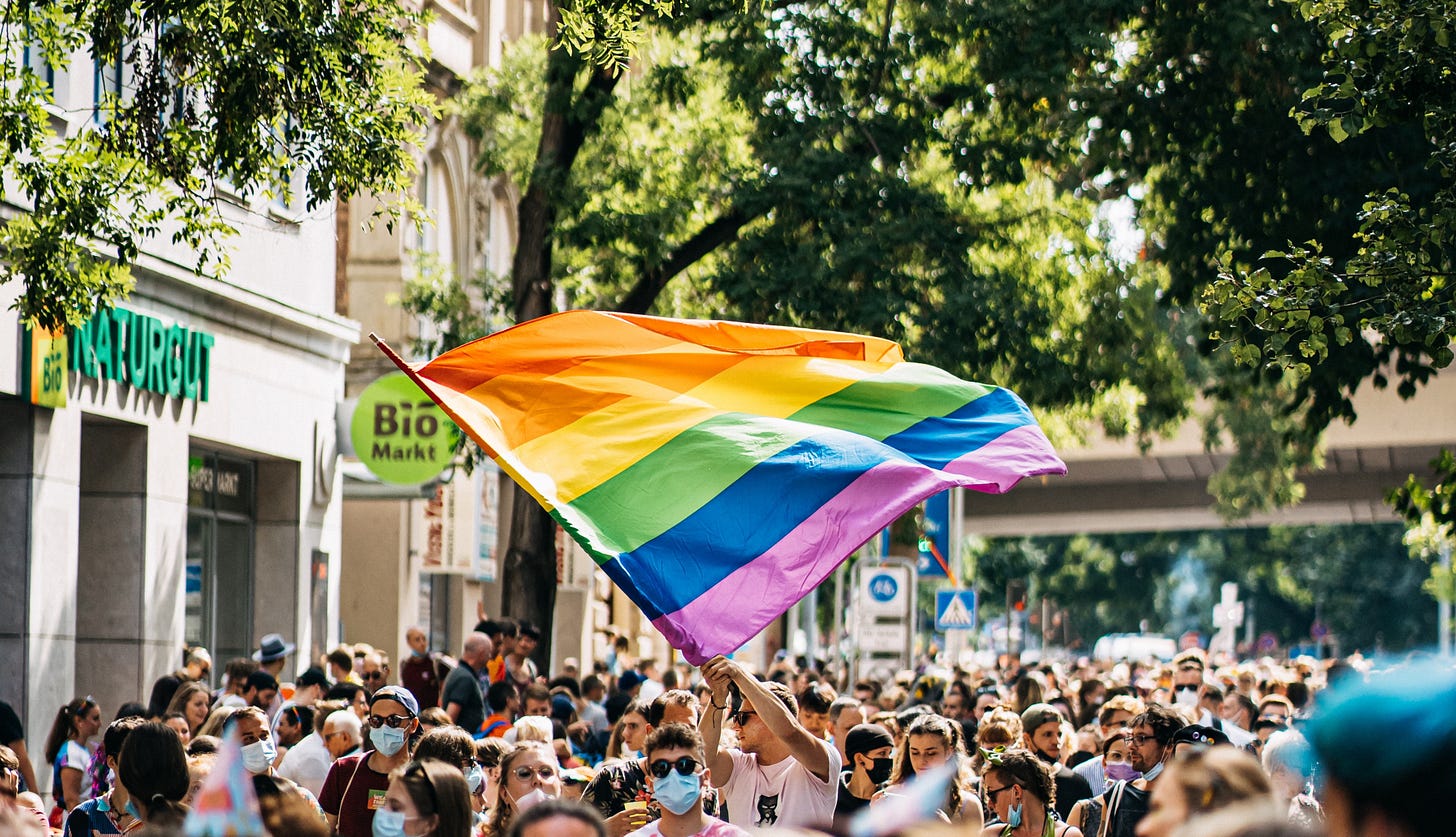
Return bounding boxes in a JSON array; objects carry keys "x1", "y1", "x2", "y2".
[{"x1": 380, "y1": 311, "x2": 1065, "y2": 663}]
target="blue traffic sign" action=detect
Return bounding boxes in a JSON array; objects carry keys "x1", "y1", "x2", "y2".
[
  {"x1": 935, "y1": 590, "x2": 977, "y2": 631},
  {"x1": 918, "y1": 491, "x2": 950, "y2": 577},
  {"x1": 867, "y1": 573, "x2": 900, "y2": 603}
]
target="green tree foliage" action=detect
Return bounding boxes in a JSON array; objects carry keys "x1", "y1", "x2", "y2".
[
  {"x1": 454, "y1": 3, "x2": 1190, "y2": 432},
  {"x1": 976, "y1": 524, "x2": 1434, "y2": 653},
  {"x1": 1200, "y1": 0, "x2": 1454, "y2": 448},
  {"x1": 424, "y1": 0, "x2": 1452, "y2": 646},
  {"x1": 989, "y1": 0, "x2": 1442, "y2": 513},
  {"x1": 436, "y1": 0, "x2": 1195, "y2": 652},
  {"x1": 1195, "y1": 0, "x2": 1456, "y2": 591},
  {"x1": 0, "y1": 0, "x2": 435, "y2": 330}
]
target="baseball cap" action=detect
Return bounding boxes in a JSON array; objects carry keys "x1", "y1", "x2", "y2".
[
  {"x1": 369, "y1": 685, "x2": 420, "y2": 717},
  {"x1": 618, "y1": 670, "x2": 645, "y2": 693},
  {"x1": 844, "y1": 724, "x2": 894, "y2": 759},
  {"x1": 1171, "y1": 724, "x2": 1230, "y2": 748},
  {"x1": 1020, "y1": 703, "x2": 1064, "y2": 732}
]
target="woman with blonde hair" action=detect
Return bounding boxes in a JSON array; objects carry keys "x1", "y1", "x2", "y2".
[
  {"x1": 883, "y1": 713, "x2": 984, "y2": 827},
  {"x1": 484, "y1": 743, "x2": 561, "y2": 837},
  {"x1": 973, "y1": 707, "x2": 1024, "y2": 774},
  {"x1": 1135, "y1": 748, "x2": 1275, "y2": 837},
  {"x1": 164, "y1": 681, "x2": 213, "y2": 738},
  {"x1": 195, "y1": 705, "x2": 239, "y2": 740}
]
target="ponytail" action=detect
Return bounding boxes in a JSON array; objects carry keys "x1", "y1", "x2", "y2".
[{"x1": 45, "y1": 698, "x2": 96, "y2": 764}]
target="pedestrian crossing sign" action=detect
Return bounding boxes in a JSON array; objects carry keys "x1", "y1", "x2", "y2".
[{"x1": 935, "y1": 590, "x2": 977, "y2": 631}]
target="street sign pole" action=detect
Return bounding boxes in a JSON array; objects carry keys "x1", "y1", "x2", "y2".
[{"x1": 849, "y1": 557, "x2": 916, "y2": 685}]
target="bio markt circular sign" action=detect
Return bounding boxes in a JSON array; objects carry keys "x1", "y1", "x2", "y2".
[{"x1": 352, "y1": 372, "x2": 459, "y2": 484}]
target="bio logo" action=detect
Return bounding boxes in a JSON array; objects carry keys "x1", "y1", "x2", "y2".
[{"x1": 352, "y1": 372, "x2": 458, "y2": 484}]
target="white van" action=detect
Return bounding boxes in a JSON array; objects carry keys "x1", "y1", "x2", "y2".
[{"x1": 1092, "y1": 633, "x2": 1178, "y2": 662}]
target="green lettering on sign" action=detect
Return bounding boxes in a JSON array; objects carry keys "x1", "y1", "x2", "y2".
[
  {"x1": 352, "y1": 372, "x2": 458, "y2": 485},
  {"x1": 66, "y1": 306, "x2": 214, "y2": 403}
]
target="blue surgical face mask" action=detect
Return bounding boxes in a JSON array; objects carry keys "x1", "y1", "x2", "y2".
[
  {"x1": 370, "y1": 725, "x2": 408, "y2": 757},
  {"x1": 124, "y1": 800, "x2": 140, "y2": 821},
  {"x1": 372, "y1": 808, "x2": 415, "y2": 837},
  {"x1": 466, "y1": 763, "x2": 484, "y2": 794},
  {"x1": 241, "y1": 738, "x2": 277, "y2": 774},
  {"x1": 1007, "y1": 801, "x2": 1023, "y2": 828},
  {"x1": 652, "y1": 770, "x2": 703, "y2": 816},
  {"x1": 1142, "y1": 760, "x2": 1165, "y2": 782}
]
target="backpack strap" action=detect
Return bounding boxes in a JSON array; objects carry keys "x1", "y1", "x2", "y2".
[{"x1": 1098, "y1": 780, "x2": 1126, "y2": 837}]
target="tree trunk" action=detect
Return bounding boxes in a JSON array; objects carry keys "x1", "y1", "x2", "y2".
[{"x1": 500, "y1": 4, "x2": 621, "y2": 669}]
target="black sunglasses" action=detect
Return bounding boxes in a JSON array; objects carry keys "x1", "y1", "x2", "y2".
[
  {"x1": 731, "y1": 711, "x2": 756, "y2": 726},
  {"x1": 649, "y1": 757, "x2": 700, "y2": 779},
  {"x1": 367, "y1": 713, "x2": 414, "y2": 729}
]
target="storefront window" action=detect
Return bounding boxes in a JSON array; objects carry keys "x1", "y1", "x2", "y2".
[{"x1": 186, "y1": 452, "x2": 256, "y2": 663}]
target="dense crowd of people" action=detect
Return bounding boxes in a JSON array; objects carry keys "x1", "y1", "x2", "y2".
[{"x1": 1, "y1": 618, "x2": 1451, "y2": 837}]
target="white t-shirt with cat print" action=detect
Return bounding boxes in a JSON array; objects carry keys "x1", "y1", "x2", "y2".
[{"x1": 720, "y1": 744, "x2": 840, "y2": 830}]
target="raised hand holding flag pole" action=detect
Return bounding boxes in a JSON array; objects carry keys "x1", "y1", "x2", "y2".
[{"x1": 374, "y1": 311, "x2": 1065, "y2": 663}]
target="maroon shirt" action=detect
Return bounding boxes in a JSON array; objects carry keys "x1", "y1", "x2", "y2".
[
  {"x1": 400, "y1": 654, "x2": 446, "y2": 708},
  {"x1": 318, "y1": 754, "x2": 391, "y2": 837}
]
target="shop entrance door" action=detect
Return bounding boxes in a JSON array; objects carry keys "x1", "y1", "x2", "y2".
[{"x1": 186, "y1": 452, "x2": 255, "y2": 665}]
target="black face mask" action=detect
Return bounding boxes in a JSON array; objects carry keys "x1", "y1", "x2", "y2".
[{"x1": 866, "y1": 757, "x2": 894, "y2": 786}]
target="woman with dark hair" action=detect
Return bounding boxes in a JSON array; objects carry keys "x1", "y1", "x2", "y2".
[
  {"x1": 44, "y1": 697, "x2": 102, "y2": 823},
  {"x1": 63, "y1": 717, "x2": 146, "y2": 837},
  {"x1": 376, "y1": 758, "x2": 473, "y2": 837},
  {"x1": 116, "y1": 722, "x2": 190, "y2": 829},
  {"x1": 1067, "y1": 728, "x2": 1141, "y2": 833},
  {"x1": 883, "y1": 713, "x2": 983, "y2": 827},
  {"x1": 979, "y1": 748, "x2": 1082, "y2": 837}
]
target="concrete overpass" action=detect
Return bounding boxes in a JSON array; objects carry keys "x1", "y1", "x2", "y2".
[{"x1": 966, "y1": 373, "x2": 1456, "y2": 536}]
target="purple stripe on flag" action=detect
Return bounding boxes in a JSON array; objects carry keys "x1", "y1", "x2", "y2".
[
  {"x1": 941, "y1": 424, "x2": 1067, "y2": 492},
  {"x1": 654, "y1": 459, "x2": 959, "y2": 664}
]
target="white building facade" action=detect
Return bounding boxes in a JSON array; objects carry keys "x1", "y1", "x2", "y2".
[{"x1": 0, "y1": 37, "x2": 353, "y2": 797}]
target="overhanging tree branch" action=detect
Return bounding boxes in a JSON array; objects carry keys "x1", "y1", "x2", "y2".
[{"x1": 615, "y1": 202, "x2": 768, "y2": 314}]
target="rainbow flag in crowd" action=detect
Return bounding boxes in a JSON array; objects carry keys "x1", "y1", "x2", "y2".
[
  {"x1": 382, "y1": 311, "x2": 1064, "y2": 663},
  {"x1": 184, "y1": 723, "x2": 264, "y2": 836}
]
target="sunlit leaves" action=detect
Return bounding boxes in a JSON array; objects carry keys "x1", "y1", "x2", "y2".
[
  {"x1": 0, "y1": 0, "x2": 436, "y2": 330},
  {"x1": 1205, "y1": 0, "x2": 1455, "y2": 435}
]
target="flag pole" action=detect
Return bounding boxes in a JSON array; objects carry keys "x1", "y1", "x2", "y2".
[{"x1": 368, "y1": 333, "x2": 502, "y2": 461}]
